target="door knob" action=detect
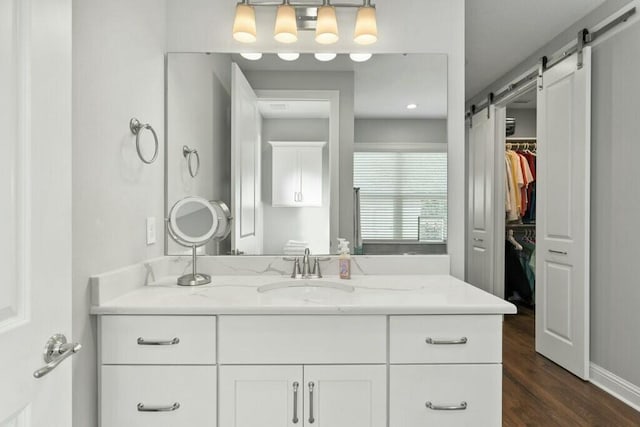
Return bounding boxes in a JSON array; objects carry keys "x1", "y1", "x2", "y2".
[{"x1": 33, "y1": 334, "x2": 81, "y2": 379}]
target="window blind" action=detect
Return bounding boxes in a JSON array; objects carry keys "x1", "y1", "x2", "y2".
[{"x1": 353, "y1": 152, "x2": 447, "y2": 242}]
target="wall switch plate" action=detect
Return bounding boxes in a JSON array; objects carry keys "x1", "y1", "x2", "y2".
[{"x1": 146, "y1": 217, "x2": 156, "y2": 245}]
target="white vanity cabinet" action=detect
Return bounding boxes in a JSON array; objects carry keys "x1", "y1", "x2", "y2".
[
  {"x1": 270, "y1": 141, "x2": 325, "y2": 207},
  {"x1": 389, "y1": 315, "x2": 503, "y2": 426},
  {"x1": 218, "y1": 315, "x2": 387, "y2": 427},
  {"x1": 97, "y1": 312, "x2": 506, "y2": 427},
  {"x1": 219, "y1": 365, "x2": 386, "y2": 427},
  {"x1": 98, "y1": 315, "x2": 217, "y2": 427}
]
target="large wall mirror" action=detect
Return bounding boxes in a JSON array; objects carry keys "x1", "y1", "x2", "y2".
[{"x1": 165, "y1": 52, "x2": 448, "y2": 256}]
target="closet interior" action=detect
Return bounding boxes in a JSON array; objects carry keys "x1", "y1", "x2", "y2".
[{"x1": 503, "y1": 90, "x2": 537, "y2": 308}]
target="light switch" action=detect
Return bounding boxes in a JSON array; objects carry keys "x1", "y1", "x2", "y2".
[{"x1": 146, "y1": 217, "x2": 156, "y2": 245}]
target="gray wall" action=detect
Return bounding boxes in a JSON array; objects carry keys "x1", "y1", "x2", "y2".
[
  {"x1": 468, "y1": 0, "x2": 640, "y2": 389},
  {"x1": 72, "y1": 1, "x2": 166, "y2": 426},
  {"x1": 355, "y1": 118, "x2": 447, "y2": 143},
  {"x1": 245, "y1": 70, "x2": 355, "y2": 251},
  {"x1": 505, "y1": 109, "x2": 537, "y2": 138},
  {"x1": 590, "y1": 18, "x2": 640, "y2": 388},
  {"x1": 261, "y1": 119, "x2": 331, "y2": 254}
]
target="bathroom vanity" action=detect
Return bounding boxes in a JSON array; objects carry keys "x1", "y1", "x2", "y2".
[{"x1": 92, "y1": 257, "x2": 515, "y2": 427}]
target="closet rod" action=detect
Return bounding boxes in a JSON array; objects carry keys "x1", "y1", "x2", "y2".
[
  {"x1": 466, "y1": 6, "x2": 636, "y2": 122},
  {"x1": 506, "y1": 223, "x2": 536, "y2": 229}
]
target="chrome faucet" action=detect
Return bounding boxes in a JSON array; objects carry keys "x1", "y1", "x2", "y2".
[{"x1": 286, "y1": 248, "x2": 329, "y2": 279}]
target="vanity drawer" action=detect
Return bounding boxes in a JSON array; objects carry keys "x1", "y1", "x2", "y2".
[
  {"x1": 390, "y1": 364, "x2": 501, "y2": 427},
  {"x1": 101, "y1": 365, "x2": 216, "y2": 427},
  {"x1": 100, "y1": 315, "x2": 216, "y2": 365},
  {"x1": 218, "y1": 315, "x2": 386, "y2": 364},
  {"x1": 389, "y1": 315, "x2": 502, "y2": 363}
]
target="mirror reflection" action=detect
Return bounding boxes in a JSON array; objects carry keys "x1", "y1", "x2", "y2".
[
  {"x1": 175, "y1": 202, "x2": 215, "y2": 240},
  {"x1": 166, "y1": 53, "x2": 448, "y2": 256}
]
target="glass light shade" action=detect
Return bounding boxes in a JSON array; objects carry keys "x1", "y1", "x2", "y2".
[
  {"x1": 354, "y1": 5, "x2": 377, "y2": 45},
  {"x1": 349, "y1": 53, "x2": 372, "y2": 62},
  {"x1": 314, "y1": 53, "x2": 337, "y2": 61},
  {"x1": 232, "y1": 3, "x2": 257, "y2": 43},
  {"x1": 240, "y1": 52, "x2": 263, "y2": 60},
  {"x1": 277, "y1": 52, "x2": 300, "y2": 61},
  {"x1": 274, "y1": 4, "x2": 298, "y2": 43},
  {"x1": 315, "y1": 6, "x2": 339, "y2": 44}
]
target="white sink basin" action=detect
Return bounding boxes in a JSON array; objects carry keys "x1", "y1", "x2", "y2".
[{"x1": 257, "y1": 280, "x2": 355, "y2": 294}]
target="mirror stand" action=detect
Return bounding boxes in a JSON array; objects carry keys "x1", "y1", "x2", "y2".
[{"x1": 177, "y1": 244, "x2": 212, "y2": 286}]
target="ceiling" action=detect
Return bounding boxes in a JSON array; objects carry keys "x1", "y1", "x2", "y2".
[
  {"x1": 465, "y1": 0, "x2": 607, "y2": 101},
  {"x1": 234, "y1": 53, "x2": 448, "y2": 119}
]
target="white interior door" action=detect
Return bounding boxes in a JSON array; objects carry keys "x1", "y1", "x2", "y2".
[
  {"x1": 304, "y1": 365, "x2": 386, "y2": 427},
  {"x1": 219, "y1": 365, "x2": 302, "y2": 427},
  {"x1": 467, "y1": 107, "x2": 496, "y2": 295},
  {"x1": 0, "y1": 0, "x2": 73, "y2": 425},
  {"x1": 231, "y1": 63, "x2": 263, "y2": 254},
  {"x1": 536, "y1": 48, "x2": 591, "y2": 379}
]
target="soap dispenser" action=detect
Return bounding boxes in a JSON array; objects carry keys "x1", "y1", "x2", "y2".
[{"x1": 337, "y1": 238, "x2": 351, "y2": 279}]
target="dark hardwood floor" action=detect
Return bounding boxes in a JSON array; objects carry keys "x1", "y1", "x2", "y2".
[{"x1": 503, "y1": 306, "x2": 640, "y2": 426}]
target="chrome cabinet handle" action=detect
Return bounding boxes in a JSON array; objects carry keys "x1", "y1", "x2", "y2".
[
  {"x1": 292, "y1": 382, "x2": 299, "y2": 424},
  {"x1": 425, "y1": 337, "x2": 468, "y2": 345},
  {"x1": 137, "y1": 402, "x2": 180, "y2": 412},
  {"x1": 425, "y1": 401, "x2": 467, "y2": 411},
  {"x1": 33, "y1": 334, "x2": 82, "y2": 379},
  {"x1": 137, "y1": 337, "x2": 180, "y2": 346},
  {"x1": 548, "y1": 249, "x2": 568, "y2": 255},
  {"x1": 473, "y1": 238, "x2": 484, "y2": 242},
  {"x1": 308, "y1": 381, "x2": 315, "y2": 424}
]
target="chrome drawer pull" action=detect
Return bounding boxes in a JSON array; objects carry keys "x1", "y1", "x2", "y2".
[
  {"x1": 426, "y1": 401, "x2": 467, "y2": 411},
  {"x1": 425, "y1": 337, "x2": 468, "y2": 345},
  {"x1": 292, "y1": 382, "x2": 300, "y2": 424},
  {"x1": 137, "y1": 402, "x2": 180, "y2": 412},
  {"x1": 137, "y1": 337, "x2": 180, "y2": 346},
  {"x1": 308, "y1": 381, "x2": 315, "y2": 424}
]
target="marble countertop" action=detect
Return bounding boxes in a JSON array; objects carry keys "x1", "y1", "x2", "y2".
[{"x1": 91, "y1": 274, "x2": 517, "y2": 315}]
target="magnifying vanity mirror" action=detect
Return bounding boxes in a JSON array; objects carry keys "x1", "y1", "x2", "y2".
[
  {"x1": 166, "y1": 52, "x2": 448, "y2": 257},
  {"x1": 167, "y1": 196, "x2": 231, "y2": 285}
]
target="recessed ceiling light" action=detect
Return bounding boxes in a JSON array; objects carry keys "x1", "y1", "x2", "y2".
[
  {"x1": 277, "y1": 52, "x2": 300, "y2": 61},
  {"x1": 314, "y1": 53, "x2": 337, "y2": 62},
  {"x1": 406, "y1": 103, "x2": 418, "y2": 110},
  {"x1": 349, "y1": 53, "x2": 372, "y2": 62},
  {"x1": 240, "y1": 52, "x2": 263, "y2": 61}
]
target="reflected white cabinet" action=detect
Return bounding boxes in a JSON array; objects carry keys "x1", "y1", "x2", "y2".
[
  {"x1": 219, "y1": 365, "x2": 386, "y2": 427},
  {"x1": 270, "y1": 141, "x2": 325, "y2": 207}
]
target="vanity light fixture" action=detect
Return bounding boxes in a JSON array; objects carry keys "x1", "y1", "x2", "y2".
[
  {"x1": 274, "y1": 0, "x2": 298, "y2": 43},
  {"x1": 349, "y1": 52, "x2": 372, "y2": 62},
  {"x1": 232, "y1": 0, "x2": 257, "y2": 43},
  {"x1": 354, "y1": 0, "x2": 378, "y2": 45},
  {"x1": 232, "y1": 0, "x2": 378, "y2": 45},
  {"x1": 277, "y1": 52, "x2": 300, "y2": 61},
  {"x1": 315, "y1": 1, "x2": 339, "y2": 44},
  {"x1": 240, "y1": 52, "x2": 263, "y2": 60},
  {"x1": 314, "y1": 52, "x2": 337, "y2": 62},
  {"x1": 406, "y1": 103, "x2": 418, "y2": 110}
]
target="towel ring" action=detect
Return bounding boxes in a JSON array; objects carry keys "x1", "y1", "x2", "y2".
[
  {"x1": 183, "y1": 145, "x2": 200, "y2": 178},
  {"x1": 129, "y1": 118, "x2": 159, "y2": 165}
]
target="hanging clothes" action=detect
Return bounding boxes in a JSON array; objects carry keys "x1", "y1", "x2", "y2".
[
  {"x1": 505, "y1": 240, "x2": 533, "y2": 304},
  {"x1": 505, "y1": 144, "x2": 537, "y2": 222}
]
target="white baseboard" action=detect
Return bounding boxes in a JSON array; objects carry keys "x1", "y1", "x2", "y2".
[{"x1": 590, "y1": 363, "x2": 640, "y2": 412}]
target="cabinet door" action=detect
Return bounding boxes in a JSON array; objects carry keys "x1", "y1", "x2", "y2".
[
  {"x1": 219, "y1": 365, "x2": 303, "y2": 427},
  {"x1": 298, "y1": 147, "x2": 323, "y2": 206},
  {"x1": 272, "y1": 147, "x2": 300, "y2": 206},
  {"x1": 304, "y1": 365, "x2": 386, "y2": 427},
  {"x1": 101, "y1": 365, "x2": 216, "y2": 427}
]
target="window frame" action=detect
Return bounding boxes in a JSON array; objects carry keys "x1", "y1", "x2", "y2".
[{"x1": 354, "y1": 142, "x2": 448, "y2": 244}]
